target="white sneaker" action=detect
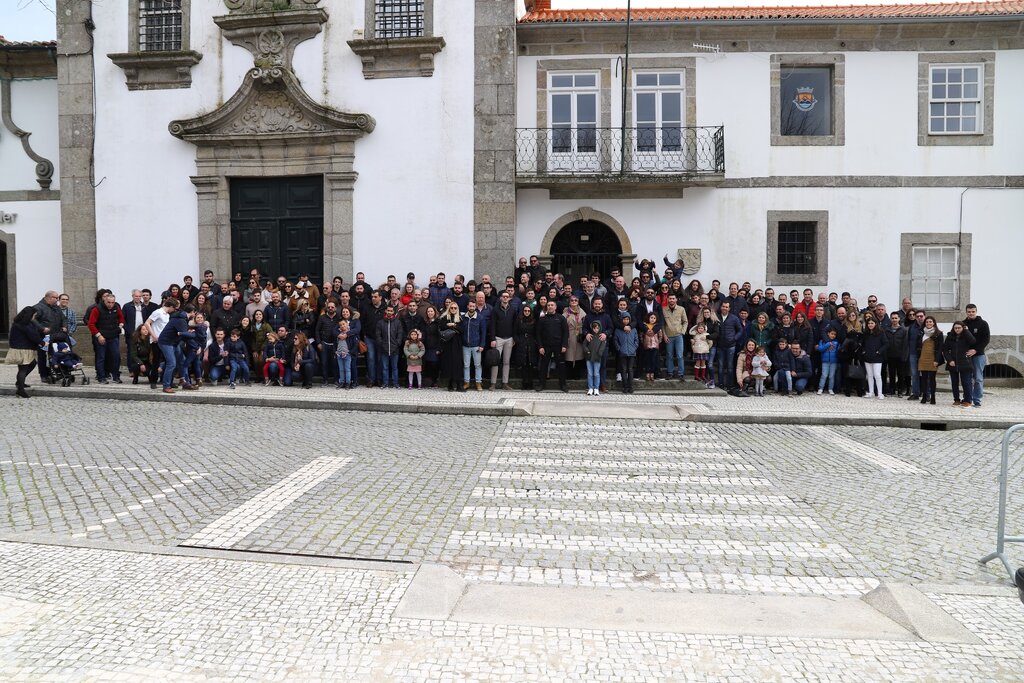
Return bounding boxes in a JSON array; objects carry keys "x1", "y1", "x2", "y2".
[
  {"x1": 862, "y1": 394, "x2": 872, "y2": 399},
  {"x1": 586, "y1": 388, "x2": 593, "y2": 396},
  {"x1": 828, "y1": 390, "x2": 835, "y2": 395},
  {"x1": 816, "y1": 390, "x2": 823, "y2": 395},
  {"x1": 877, "y1": 395, "x2": 885, "y2": 400},
  {"x1": 616, "y1": 373, "x2": 622, "y2": 382}
]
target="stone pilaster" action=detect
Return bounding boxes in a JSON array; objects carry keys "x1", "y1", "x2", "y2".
[
  {"x1": 56, "y1": 0, "x2": 97, "y2": 310},
  {"x1": 473, "y1": 0, "x2": 516, "y2": 280}
]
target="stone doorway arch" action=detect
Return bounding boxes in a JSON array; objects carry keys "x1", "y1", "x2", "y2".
[{"x1": 539, "y1": 207, "x2": 636, "y2": 280}]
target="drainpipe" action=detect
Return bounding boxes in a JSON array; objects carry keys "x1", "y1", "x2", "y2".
[{"x1": 619, "y1": 0, "x2": 631, "y2": 175}]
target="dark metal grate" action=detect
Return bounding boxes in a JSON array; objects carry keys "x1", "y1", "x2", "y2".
[
  {"x1": 984, "y1": 363, "x2": 1023, "y2": 379},
  {"x1": 777, "y1": 221, "x2": 817, "y2": 275},
  {"x1": 139, "y1": 0, "x2": 182, "y2": 52},
  {"x1": 375, "y1": 0, "x2": 425, "y2": 38}
]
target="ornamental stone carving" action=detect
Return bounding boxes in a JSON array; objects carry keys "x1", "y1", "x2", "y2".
[
  {"x1": 677, "y1": 248, "x2": 702, "y2": 276},
  {"x1": 224, "y1": 0, "x2": 320, "y2": 12},
  {"x1": 170, "y1": 3, "x2": 374, "y2": 145},
  {"x1": 229, "y1": 90, "x2": 326, "y2": 134}
]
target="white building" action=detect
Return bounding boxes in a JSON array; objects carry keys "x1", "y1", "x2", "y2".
[
  {"x1": 4, "y1": 0, "x2": 1024, "y2": 373},
  {"x1": 0, "y1": 38, "x2": 59, "y2": 333}
]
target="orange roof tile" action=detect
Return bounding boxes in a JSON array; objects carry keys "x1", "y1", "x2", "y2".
[{"x1": 520, "y1": 1, "x2": 1024, "y2": 23}]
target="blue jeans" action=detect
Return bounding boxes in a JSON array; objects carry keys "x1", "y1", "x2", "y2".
[
  {"x1": 209, "y1": 364, "x2": 225, "y2": 383},
  {"x1": 337, "y1": 354, "x2": 352, "y2": 384},
  {"x1": 949, "y1": 367, "x2": 973, "y2": 404},
  {"x1": 463, "y1": 346, "x2": 482, "y2": 382},
  {"x1": 774, "y1": 372, "x2": 808, "y2": 393},
  {"x1": 364, "y1": 338, "x2": 378, "y2": 384},
  {"x1": 158, "y1": 343, "x2": 183, "y2": 389},
  {"x1": 318, "y1": 342, "x2": 336, "y2": 382},
  {"x1": 182, "y1": 348, "x2": 201, "y2": 384},
  {"x1": 971, "y1": 354, "x2": 986, "y2": 404},
  {"x1": 229, "y1": 359, "x2": 250, "y2": 384},
  {"x1": 908, "y1": 352, "x2": 920, "y2": 395},
  {"x1": 586, "y1": 360, "x2": 602, "y2": 390},
  {"x1": 818, "y1": 362, "x2": 837, "y2": 392},
  {"x1": 716, "y1": 346, "x2": 736, "y2": 389},
  {"x1": 665, "y1": 335, "x2": 685, "y2": 378},
  {"x1": 381, "y1": 353, "x2": 399, "y2": 386},
  {"x1": 95, "y1": 338, "x2": 121, "y2": 381}
]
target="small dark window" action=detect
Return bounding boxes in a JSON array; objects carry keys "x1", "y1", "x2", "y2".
[
  {"x1": 375, "y1": 0, "x2": 425, "y2": 39},
  {"x1": 779, "y1": 66, "x2": 832, "y2": 136},
  {"x1": 777, "y1": 221, "x2": 817, "y2": 275},
  {"x1": 139, "y1": 0, "x2": 182, "y2": 52}
]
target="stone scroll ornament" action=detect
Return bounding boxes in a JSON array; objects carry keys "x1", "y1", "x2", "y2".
[
  {"x1": 1, "y1": 78, "x2": 54, "y2": 190},
  {"x1": 678, "y1": 249, "x2": 701, "y2": 276},
  {"x1": 224, "y1": 0, "x2": 321, "y2": 12}
]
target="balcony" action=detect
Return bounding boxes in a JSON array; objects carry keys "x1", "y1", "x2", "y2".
[{"x1": 515, "y1": 126, "x2": 725, "y2": 197}]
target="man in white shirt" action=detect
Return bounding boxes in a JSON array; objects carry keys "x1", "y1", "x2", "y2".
[{"x1": 140, "y1": 299, "x2": 174, "y2": 389}]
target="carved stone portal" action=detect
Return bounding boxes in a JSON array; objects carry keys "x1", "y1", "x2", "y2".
[{"x1": 168, "y1": 4, "x2": 374, "y2": 283}]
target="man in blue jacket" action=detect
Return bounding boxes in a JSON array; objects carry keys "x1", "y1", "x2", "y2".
[
  {"x1": 460, "y1": 300, "x2": 488, "y2": 391},
  {"x1": 717, "y1": 301, "x2": 744, "y2": 394}
]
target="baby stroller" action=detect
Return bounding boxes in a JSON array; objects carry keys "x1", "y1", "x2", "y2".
[{"x1": 47, "y1": 331, "x2": 90, "y2": 387}]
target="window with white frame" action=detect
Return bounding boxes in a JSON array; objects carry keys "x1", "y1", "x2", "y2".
[
  {"x1": 911, "y1": 245, "x2": 958, "y2": 309},
  {"x1": 633, "y1": 72, "x2": 684, "y2": 154},
  {"x1": 549, "y1": 73, "x2": 599, "y2": 156},
  {"x1": 928, "y1": 64, "x2": 983, "y2": 134},
  {"x1": 139, "y1": 0, "x2": 183, "y2": 52}
]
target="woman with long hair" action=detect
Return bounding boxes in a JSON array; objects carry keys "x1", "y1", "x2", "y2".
[
  {"x1": 290, "y1": 332, "x2": 316, "y2": 389},
  {"x1": 437, "y1": 301, "x2": 463, "y2": 391},
  {"x1": 421, "y1": 304, "x2": 441, "y2": 387},
  {"x1": 917, "y1": 315, "x2": 944, "y2": 405},
  {"x1": 7, "y1": 307, "x2": 42, "y2": 398},
  {"x1": 514, "y1": 305, "x2": 539, "y2": 390}
]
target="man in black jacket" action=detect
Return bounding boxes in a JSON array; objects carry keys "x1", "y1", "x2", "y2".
[
  {"x1": 33, "y1": 291, "x2": 65, "y2": 381},
  {"x1": 963, "y1": 303, "x2": 990, "y2": 407},
  {"x1": 315, "y1": 302, "x2": 340, "y2": 386},
  {"x1": 210, "y1": 296, "x2": 243, "y2": 335},
  {"x1": 489, "y1": 290, "x2": 517, "y2": 389},
  {"x1": 536, "y1": 300, "x2": 569, "y2": 392}
]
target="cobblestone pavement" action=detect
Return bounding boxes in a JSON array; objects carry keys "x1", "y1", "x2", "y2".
[
  {"x1": 2, "y1": 365, "x2": 1022, "y2": 423},
  {"x1": 1, "y1": 396, "x2": 1022, "y2": 679}
]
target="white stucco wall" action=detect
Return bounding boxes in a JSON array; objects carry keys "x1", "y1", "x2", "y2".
[
  {"x1": 517, "y1": 185, "x2": 1024, "y2": 334},
  {"x1": 0, "y1": 199, "x2": 63, "y2": 310},
  {"x1": 0, "y1": 77, "x2": 59, "y2": 191},
  {"x1": 89, "y1": 0, "x2": 474, "y2": 302},
  {"x1": 516, "y1": 49, "x2": 1024, "y2": 177}
]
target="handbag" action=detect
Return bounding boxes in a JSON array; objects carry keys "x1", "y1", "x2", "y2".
[
  {"x1": 439, "y1": 328, "x2": 457, "y2": 342},
  {"x1": 483, "y1": 347, "x2": 500, "y2": 367},
  {"x1": 846, "y1": 362, "x2": 866, "y2": 380},
  {"x1": 358, "y1": 340, "x2": 367, "y2": 355}
]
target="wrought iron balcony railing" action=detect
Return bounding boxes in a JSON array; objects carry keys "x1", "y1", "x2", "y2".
[{"x1": 515, "y1": 126, "x2": 725, "y2": 178}]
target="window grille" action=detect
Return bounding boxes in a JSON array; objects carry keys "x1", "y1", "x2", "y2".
[
  {"x1": 911, "y1": 245, "x2": 958, "y2": 309},
  {"x1": 139, "y1": 0, "x2": 182, "y2": 52},
  {"x1": 776, "y1": 221, "x2": 817, "y2": 275},
  {"x1": 929, "y1": 65, "x2": 982, "y2": 134},
  {"x1": 375, "y1": 0, "x2": 425, "y2": 39}
]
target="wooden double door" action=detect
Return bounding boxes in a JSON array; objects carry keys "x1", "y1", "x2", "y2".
[{"x1": 230, "y1": 176, "x2": 324, "y2": 283}]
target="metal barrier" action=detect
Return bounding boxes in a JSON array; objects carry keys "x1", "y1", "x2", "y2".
[{"x1": 979, "y1": 423, "x2": 1024, "y2": 582}]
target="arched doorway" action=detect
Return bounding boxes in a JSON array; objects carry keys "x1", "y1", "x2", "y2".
[
  {"x1": 550, "y1": 221, "x2": 623, "y2": 284},
  {"x1": 540, "y1": 207, "x2": 635, "y2": 281}
]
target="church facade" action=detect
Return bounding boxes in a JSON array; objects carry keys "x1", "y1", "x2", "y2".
[{"x1": 2, "y1": 0, "x2": 1024, "y2": 372}]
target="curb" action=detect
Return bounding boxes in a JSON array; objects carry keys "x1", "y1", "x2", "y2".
[{"x1": 2, "y1": 385, "x2": 1017, "y2": 429}]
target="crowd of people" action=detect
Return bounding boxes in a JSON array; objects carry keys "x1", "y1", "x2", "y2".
[{"x1": 6, "y1": 255, "x2": 992, "y2": 407}]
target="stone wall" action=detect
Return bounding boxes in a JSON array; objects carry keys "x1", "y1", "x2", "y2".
[
  {"x1": 56, "y1": 0, "x2": 97, "y2": 313},
  {"x1": 473, "y1": 0, "x2": 516, "y2": 280}
]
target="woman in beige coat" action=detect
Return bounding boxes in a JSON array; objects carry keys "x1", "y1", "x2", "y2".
[{"x1": 563, "y1": 296, "x2": 587, "y2": 378}]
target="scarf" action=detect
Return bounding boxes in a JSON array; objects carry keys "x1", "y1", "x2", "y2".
[
  {"x1": 922, "y1": 327, "x2": 936, "y2": 342},
  {"x1": 743, "y1": 349, "x2": 755, "y2": 374}
]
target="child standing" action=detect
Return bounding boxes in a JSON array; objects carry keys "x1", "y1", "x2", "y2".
[
  {"x1": 613, "y1": 313, "x2": 639, "y2": 394},
  {"x1": 182, "y1": 311, "x2": 208, "y2": 388},
  {"x1": 404, "y1": 329, "x2": 425, "y2": 389},
  {"x1": 225, "y1": 328, "x2": 251, "y2": 388},
  {"x1": 640, "y1": 312, "x2": 664, "y2": 382},
  {"x1": 750, "y1": 345, "x2": 772, "y2": 397},
  {"x1": 689, "y1": 322, "x2": 712, "y2": 384},
  {"x1": 583, "y1": 321, "x2": 607, "y2": 396},
  {"x1": 816, "y1": 328, "x2": 840, "y2": 395},
  {"x1": 336, "y1": 320, "x2": 352, "y2": 388}
]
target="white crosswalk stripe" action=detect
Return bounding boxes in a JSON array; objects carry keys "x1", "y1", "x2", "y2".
[
  {"x1": 470, "y1": 487, "x2": 799, "y2": 506},
  {"x1": 460, "y1": 507, "x2": 822, "y2": 529},
  {"x1": 479, "y1": 471, "x2": 772, "y2": 485},
  {"x1": 486, "y1": 457, "x2": 751, "y2": 471}
]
